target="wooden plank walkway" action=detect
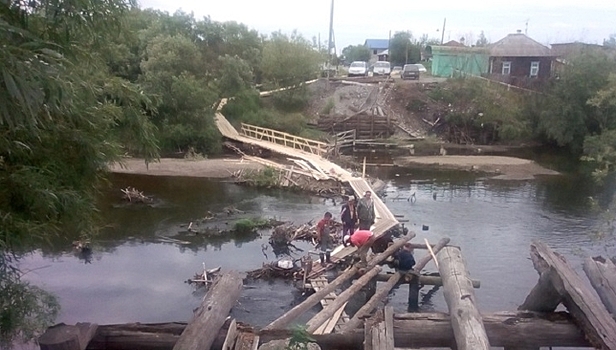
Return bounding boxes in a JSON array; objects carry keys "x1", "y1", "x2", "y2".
[
  {"x1": 310, "y1": 277, "x2": 350, "y2": 334},
  {"x1": 214, "y1": 99, "x2": 400, "y2": 278}
]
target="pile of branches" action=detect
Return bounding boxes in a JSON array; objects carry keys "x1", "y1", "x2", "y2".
[
  {"x1": 246, "y1": 261, "x2": 300, "y2": 280},
  {"x1": 270, "y1": 222, "x2": 315, "y2": 246},
  {"x1": 120, "y1": 186, "x2": 152, "y2": 203}
]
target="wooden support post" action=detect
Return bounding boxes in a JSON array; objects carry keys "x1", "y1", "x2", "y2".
[
  {"x1": 408, "y1": 278, "x2": 420, "y2": 312},
  {"x1": 265, "y1": 235, "x2": 413, "y2": 330},
  {"x1": 305, "y1": 266, "x2": 382, "y2": 333},
  {"x1": 437, "y1": 246, "x2": 490, "y2": 350},
  {"x1": 383, "y1": 306, "x2": 395, "y2": 350},
  {"x1": 173, "y1": 271, "x2": 242, "y2": 350},
  {"x1": 525, "y1": 240, "x2": 616, "y2": 349},
  {"x1": 362, "y1": 157, "x2": 366, "y2": 178},
  {"x1": 583, "y1": 255, "x2": 616, "y2": 316}
]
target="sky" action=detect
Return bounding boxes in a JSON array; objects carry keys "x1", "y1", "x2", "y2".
[{"x1": 137, "y1": 0, "x2": 616, "y2": 52}]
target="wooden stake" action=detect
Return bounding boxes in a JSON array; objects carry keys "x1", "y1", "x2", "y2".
[{"x1": 425, "y1": 238, "x2": 439, "y2": 269}]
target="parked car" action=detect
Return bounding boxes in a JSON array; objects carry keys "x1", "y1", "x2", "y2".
[
  {"x1": 390, "y1": 66, "x2": 403, "y2": 76},
  {"x1": 401, "y1": 64, "x2": 420, "y2": 80},
  {"x1": 414, "y1": 63, "x2": 427, "y2": 72},
  {"x1": 373, "y1": 61, "x2": 391, "y2": 76},
  {"x1": 348, "y1": 61, "x2": 369, "y2": 77}
]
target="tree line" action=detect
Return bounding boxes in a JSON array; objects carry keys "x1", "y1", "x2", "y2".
[{"x1": 0, "y1": 1, "x2": 324, "y2": 346}]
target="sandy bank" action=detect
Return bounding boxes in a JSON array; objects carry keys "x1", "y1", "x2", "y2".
[
  {"x1": 395, "y1": 155, "x2": 560, "y2": 180},
  {"x1": 109, "y1": 158, "x2": 264, "y2": 178}
]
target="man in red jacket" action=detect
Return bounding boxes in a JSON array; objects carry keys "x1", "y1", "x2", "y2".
[{"x1": 344, "y1": 229, "x2": 374, "y2": 264}]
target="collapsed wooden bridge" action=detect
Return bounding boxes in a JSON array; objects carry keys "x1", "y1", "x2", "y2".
[{"x1": 39, "y1": 88, "x2": 616, "y2": 350}]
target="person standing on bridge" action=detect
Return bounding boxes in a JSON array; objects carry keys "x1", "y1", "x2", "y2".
[
  {"x1": 316, "y1": 212, "x2": 334, "y2": 266},
  {"x1": 340, "y1": 196, "x2": 357, "y2": 238},
  {"x1": 357, "y1": 191, "x2": 375, "y2": 230}
]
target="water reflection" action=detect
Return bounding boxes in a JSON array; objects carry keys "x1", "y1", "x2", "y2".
[{"x1": 19, "y1": 169, "x2": 612, "y2": 330}]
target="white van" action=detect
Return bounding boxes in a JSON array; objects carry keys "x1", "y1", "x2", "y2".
[
  {"x1": 348, "y1": 61, "x2": 369, "y2": 77},
  {"x1": 373, "y1": 61, "x2": 391, "y2": 76}
]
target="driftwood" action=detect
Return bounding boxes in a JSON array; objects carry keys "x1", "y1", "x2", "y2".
[
  {"x1": 85, "y1": 311, "x2": 590, "y2": 350},
  {"x1": 120, "y1": 187, "x2": 152, "y2": 203},
  {"x1": 583, "y1": 255, "x2": 616, "y2": 316},
  {"x1": 524, "y1": 240, "x2": 616, "y2": 349},
  {"x1": 437, "y1": 246, "x2": 490, "y2": 350},
  {"x1": 173, "y1": 271, "x2": 242, "y2": 350}
]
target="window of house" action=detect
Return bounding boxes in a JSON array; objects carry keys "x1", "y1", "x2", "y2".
[
  {"x1": 502, "y1": 61, "x2": 511, "y2": 75},
  {"x1": 373, "y1": 49, "x2": 377, "y2": 55},
  {"x1": 530, "y1": 61, "x2": 540, "y2": 77}
]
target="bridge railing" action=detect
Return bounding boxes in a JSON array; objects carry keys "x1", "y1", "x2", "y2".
[{"x1": 240, "y1": 123, "x2": 328, "y2": 156}]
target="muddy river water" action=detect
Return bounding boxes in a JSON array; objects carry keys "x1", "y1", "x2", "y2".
[{"x1": 19, "y1": 166, "x2": 615, "y2": 333}]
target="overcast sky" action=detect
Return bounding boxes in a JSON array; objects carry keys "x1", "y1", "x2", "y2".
[{"x1": 138, "y1": 0, "x2": 616, "y2": 51}]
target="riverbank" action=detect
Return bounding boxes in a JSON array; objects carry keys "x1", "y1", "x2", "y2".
[
  {"x1": 395, "y1": 155, "x2": 560, "y2": 180},
  {"x1": 110, "y1": 155, "x2": 559, "y2": 181},
  {"x1": 109, "y1": 157, "x2": 265, "y2": 178}
]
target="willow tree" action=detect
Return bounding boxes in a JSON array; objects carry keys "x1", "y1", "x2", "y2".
[{"x1": 0, "y1": 0, "x2": 158, "y2": 346}]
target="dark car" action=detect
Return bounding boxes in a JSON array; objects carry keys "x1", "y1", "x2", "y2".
[{"x1": 401, "y1": 64, "x2": 420, "y2": 80}]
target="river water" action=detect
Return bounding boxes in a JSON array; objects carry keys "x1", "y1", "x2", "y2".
[{"x1": 18, "y1": 165, "x2": 615, "y2": 334}]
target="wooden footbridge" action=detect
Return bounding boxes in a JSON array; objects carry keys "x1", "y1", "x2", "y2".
[{"x1": 39, "y1": 85, "x2": 616, "y2": 350}]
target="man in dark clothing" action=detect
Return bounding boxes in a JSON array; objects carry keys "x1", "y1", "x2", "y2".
[
  {"x1": 357, "y1": 191, "x2": 375, "y2": 230},
  {"x1": 316, "y1": 212, "x2": 333, "y2": 266},
  {"x1": 393, "y1": 243, "x2": 416, "y2": 273},
  {"x1": 340, "y1": 196, "x2": 357, "y2": 237}
]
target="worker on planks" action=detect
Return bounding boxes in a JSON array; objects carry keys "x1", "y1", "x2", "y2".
[
  {"x1": 343, "y1": 229, "x2": 373, "y2": 265},
  {"x1": 340, "y1": 195, "x2": 358, "y2": 238},
  {"x1": 316, "y1": 211, "x2": 334, "y2": 266},
  {"x1": 356, "y1": 191, "x2": 375, "y2": 230}
]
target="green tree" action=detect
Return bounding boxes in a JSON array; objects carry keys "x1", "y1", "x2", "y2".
[
  {"x1": 476, "y1": 31, "x2": 489, "y2": 47},
  {"x1": 603, "y1": 33, "x2": 616, "y2": 48},
  {"x1": 341, "y1": 44, "x2": 371, "y2": 63},
  {"x1": 389, "y1": 31, "x2": 421, "y2": 66},
  {"x1": 0, "y1": 0, "x2": 159, "y2": 345},
  {"x1": 261, "y1": 31, "x2": 322, "y2": 88}
]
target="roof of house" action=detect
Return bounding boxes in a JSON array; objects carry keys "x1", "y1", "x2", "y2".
[
  {"x1": 443, "y1": 40, "x2": 465, "y2": 47},
  {"x1": 489, "y1": 33, "x2": 553, "y2": 57},
  {"x1": 364, "y1": 39, "x2": 389, "y2": 49}
]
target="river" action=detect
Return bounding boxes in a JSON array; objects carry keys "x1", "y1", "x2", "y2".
[{"x1": 18, "y1": 165, "x2": 615, "y2": 336}]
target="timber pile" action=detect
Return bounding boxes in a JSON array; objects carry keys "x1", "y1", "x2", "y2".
[{"x1": 232, "y1": 167, "x2": 342, "y2": 196}]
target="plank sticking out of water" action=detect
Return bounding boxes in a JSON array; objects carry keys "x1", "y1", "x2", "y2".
[{"x1": 583, "y1": 255, "x2": 616, "y2": 315}]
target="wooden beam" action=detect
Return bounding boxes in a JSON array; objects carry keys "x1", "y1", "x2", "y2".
[
  {"x1": 264, "y1": 234, "x2": 413, "y2": 330},
  {"x1": 39, "y1": 323, "x2": 98, "y2": 350},
  {"x1": 583, "y1": 255, "x2": 616, "y2": 316},
  {"x1": 85, "y1": 311, "x2": 590, "y2": 350},
  {"x1": 437, "y1": 246, "x2": 490, "y2": 350},
  {"x1": 305, "y1": 266, "x2": 382, "y2": 333},
  {"x1": 173, "y1": 271, "x2": 242, "y2": 350},
  {"x1": 528, "y1": 240, "x2": 616, "y2": 349},
  {"x1": 372, "y1": 273, "x2": 481, "y2": 288}
]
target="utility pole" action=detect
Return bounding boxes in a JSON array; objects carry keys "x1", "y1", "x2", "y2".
[
  {"x1": 441, "y1": 18, "x2": 446, "y2": 45},
  {"x1": 327, "y1": 0, "x2": 335, "y2": 80}
]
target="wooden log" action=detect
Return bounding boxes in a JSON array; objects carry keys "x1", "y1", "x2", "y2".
[
  {"x1": 263, "y1": 234, "x2": 413, "y2": 330},
  {"x1": 383, "y1": 306, "x2": 394, "y2": 350},
  {"x1": 372, "y1": 273, "x2": 481, "y2": 287},
  {"x1": 518, "y1": 269, "x2": 562, "y2": 312},
  {"x1": 341, "y1": 237, "x2": 451, "y2": 332},
  {"x1": 437, "y1": 246, "x2": 490, "y2": 350},
  {"x1": 583, "y1": 255, "x2": 616, "y2": 316},
  {"x1": 527, "y1": 240, "x2": 616, "y2": 349},
  {"x1": 305, "y1": 265, "x2": 382, "y2": 333},
  {"x1": 39, "y1": 323, "x2": 98, "y2": 350},
  {"x1": 221, "y1": 319, "x2": 237, "y2": 350},
  {"x1": 173, "y1": 271, "x2": 242, "y2": 350},
  {"x1": 85, "y1": 311, "x2": 590, "y2": 350}
]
